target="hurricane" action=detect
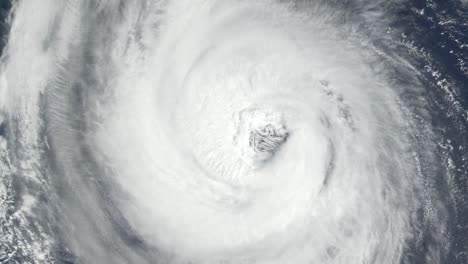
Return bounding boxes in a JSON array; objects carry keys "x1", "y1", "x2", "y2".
[{"x1": 0, "y1": 0, "x2": 467, "y2": 263}]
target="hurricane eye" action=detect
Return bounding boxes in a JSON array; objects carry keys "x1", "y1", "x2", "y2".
[
  {"x1": 234, "y1": 108, "x2": 288, "y2": 167},
  {"x1": 249, "y1": 124, "x2": 288, "y2": 152}
]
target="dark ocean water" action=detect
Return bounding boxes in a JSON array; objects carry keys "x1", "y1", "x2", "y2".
[
  {"x1": 0, "y1": 0, "x2": 466, "y2": 264},
  {"x1": 394, "y1": 2, "x2": 468, "y2": 263}
]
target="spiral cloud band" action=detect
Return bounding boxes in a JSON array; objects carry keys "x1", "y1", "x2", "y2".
[{"x1": 0, "y1": 0, "x2": 467, "y2": 263}]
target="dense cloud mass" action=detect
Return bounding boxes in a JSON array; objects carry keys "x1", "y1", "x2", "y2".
[{"x1": 0, "y1": 0, "x2": 467, "y2": 263}]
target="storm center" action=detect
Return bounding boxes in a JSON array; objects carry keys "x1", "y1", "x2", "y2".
[{"x1": 233, "y1": 108, "x2": 289, "y2": 168}]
